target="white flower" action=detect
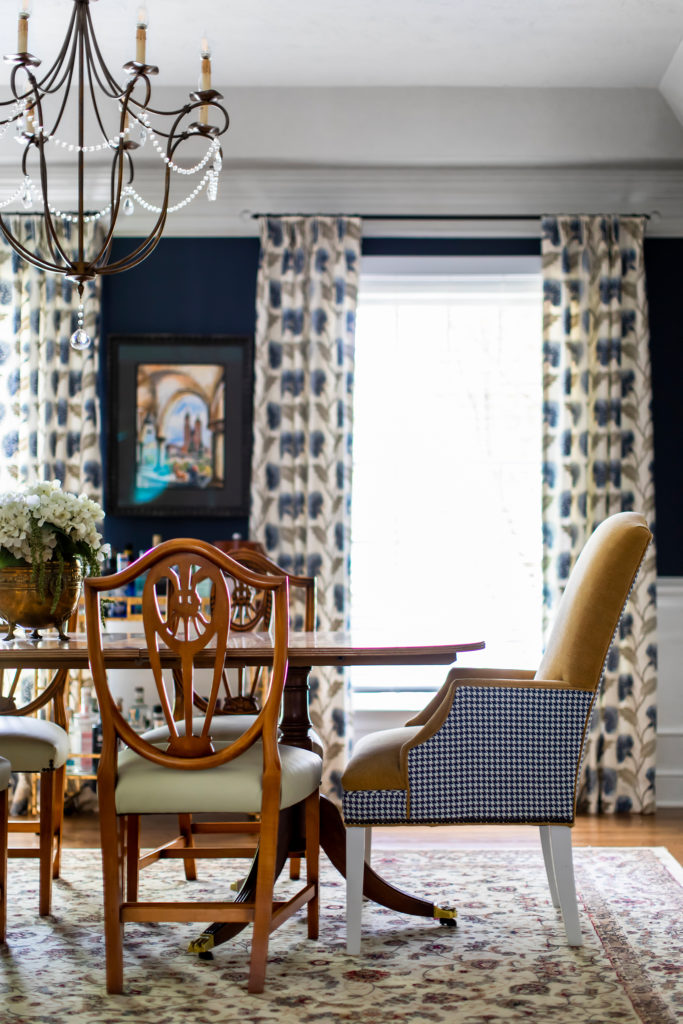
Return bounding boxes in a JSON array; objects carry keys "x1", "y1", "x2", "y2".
[{"x1": 0, "y1": 479, "x2": 105, "y2": 571}]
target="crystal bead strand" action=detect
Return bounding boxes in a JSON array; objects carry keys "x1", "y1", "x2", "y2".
[{"x1": 69, "y1": 302, "x2": 91, "y2": 351}]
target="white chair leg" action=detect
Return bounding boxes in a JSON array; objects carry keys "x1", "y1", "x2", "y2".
[
  {"x1": 346, "y1": 826, "x2": 367, "y2": 954},
  {"x1": 548, "y1": 825, "x2": 582, "y2": 946},
  {"x1": 539, "y1": 825, "x2": 560, "y2": 908},
  {"x1": 364, "y1": 826, "x2": 372, "y2": 866}
]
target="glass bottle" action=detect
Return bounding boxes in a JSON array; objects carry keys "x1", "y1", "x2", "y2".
[
  {"x1": 72, "y1": 685, "x2": 95, "y2": 774},
  {"x1": 129, "y1": 686, "x2": 151, "y2": 733}
]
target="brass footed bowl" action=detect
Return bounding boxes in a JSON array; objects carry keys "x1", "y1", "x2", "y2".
[{"x1": 0, "y1": 562, "x2": 83, "y2": 641}]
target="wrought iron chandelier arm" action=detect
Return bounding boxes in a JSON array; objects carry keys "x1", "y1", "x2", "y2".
[
  {"x1": 83, "y1": 4, "x2": 126, "y2": 100},
  {"x1": 84, "y1": 35, "x2": 132, "y2": 148},
  {"x1": 33, "y1": 5, "x2": 78, "y2": 94},
  {"x1": 39, "y1": 157, "x2": 76, "y2": 271},
  {"x1": 71, "y1": 153, "x2": 128, "y2": 275},
  {"x1": 39, "y1": 45, "x2": 78, "y2": 139},
  {"x1": 22, "y1": 99, "x2": 76, "y2": 273},
  {"x1": 96, "y1": 213, "x2": 167, "y2": 274},
  {"x1": 97, "y1": 168, "x2": 171, "y2": 274}
]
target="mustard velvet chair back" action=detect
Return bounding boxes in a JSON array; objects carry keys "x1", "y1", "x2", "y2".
[{"x1": 536, "y1": 511, "x2": 653, "y2": 690}]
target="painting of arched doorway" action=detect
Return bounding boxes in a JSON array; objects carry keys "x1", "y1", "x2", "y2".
[{"x1": 108, "y1": 335, "x2": 252, "y2": 517}]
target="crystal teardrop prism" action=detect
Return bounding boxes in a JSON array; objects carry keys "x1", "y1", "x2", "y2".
[
  {"x1": 70, "y1": 329, "x2": 91, "y2": 351},
  {"x1": 123, "y1": 196, "x2": 135, "y2": 216},
  {"x1": 20, "y1": 181, "x2": 32, "y2": 208}
]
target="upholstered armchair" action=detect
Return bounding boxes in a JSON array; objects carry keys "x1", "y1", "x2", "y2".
[{"x1": 342, "y1": 512, "x2": 652, "y2": 953}]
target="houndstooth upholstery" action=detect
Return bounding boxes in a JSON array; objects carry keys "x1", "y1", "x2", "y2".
[
  {"x1": 407, "y1": 686, "x2": 594, "y2": 824},
  {"x1": 342, "y1": 788, "x2": 407, "y2": 825},
  {"x1": 342, "y1": 685, "x2": 594, "y2": 826}
]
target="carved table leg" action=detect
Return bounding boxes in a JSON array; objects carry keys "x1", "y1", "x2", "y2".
[{"x1": 188, "y1": 805, "x2": 299, "y2": 954}]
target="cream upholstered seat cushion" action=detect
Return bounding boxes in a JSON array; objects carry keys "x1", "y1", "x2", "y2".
[
  {"x1": 0, "y1": 717, "x2": 69, "y2": 772},
  {"x1": 140, "y1": 715, "x2": 257, "y2": 746},
  {"x1": 0, "y1": 756, "x2": 11, "y2": 790},
  {"x1": 115, "y1": 742, "x2": 322, "y2": 815}
]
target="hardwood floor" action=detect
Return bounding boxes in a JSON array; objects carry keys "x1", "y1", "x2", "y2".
[{"x1": 13, "y1": 806, "x2": 683, "y2": 865}]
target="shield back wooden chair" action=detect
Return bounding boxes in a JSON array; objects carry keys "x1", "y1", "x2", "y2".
[
  {"x1": 0, "y1": 663, "x2": 69, "y2": 918},
  {"x1": 176, "y1": 546, "x2": 316, "y2": 881},
  {"x1": 202, "y1": 545, "x2": 317, "y2": 716},
  {"x1": 84, "y1": 538, "x2": 321, "y2": 994},
  {"x1": 341, "y1": 511, "x2": 652, "y2": 952}
]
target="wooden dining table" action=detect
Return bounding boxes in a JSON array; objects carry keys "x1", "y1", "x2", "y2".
[{"x1": 0, "y1": 627, "x2": 485, "y2": 950}]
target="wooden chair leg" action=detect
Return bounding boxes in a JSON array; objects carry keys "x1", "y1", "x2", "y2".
[
  {"x1": 346, "y1": 826, "x2": 367, "y2": 954},
  {"x1": 178, "y1": 813, "x2": 197, "y2": 881},
  {"x1": 305, "y1": 793, "x2": 319, "y2": 940},
  {"x1": 52, "y1": 764, "x2": 66, "y2": 880},
  {"x1": 0, "y1": 787, "x2": 8, "y2": 943},
  {"x1": 101, "y1": 800, "x2": 125, "y2": 994},
  {"x1": 548, "y1": 825, "x2": 582, "y2": 946},
  {"x1": 38, "y1": 770, "x2": 55, "y2": 916},
  {"x1": 126, "y1": 815, "x2": 140, "y2": 903},
  {"x1": 289, "y1": 855, "x2": 301, "y2": 880},
  {"x1": 248, "y1": 791, "x2": 280, "y2": 994}
]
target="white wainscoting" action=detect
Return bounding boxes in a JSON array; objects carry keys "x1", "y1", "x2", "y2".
[
  {"x1": 351, "y1": 577, "x2": 683, "y2": 809},
  {"x1": 656, "y1": 577, "x2": 683, "y2": 808}
]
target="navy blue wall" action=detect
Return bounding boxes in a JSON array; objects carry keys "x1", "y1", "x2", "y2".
[
  {"x1": 100, "y1": 237, "x2": 260, "y2": 556},
  {"x1": 99, "y1": 234, "x2": 681, "y2": 574},
  {"x1": 643, "y1": 238, "x2": 683, "y2": 576}
]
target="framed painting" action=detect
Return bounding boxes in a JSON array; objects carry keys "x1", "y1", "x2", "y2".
[{"x1": 107, "y1": 334, "x2": 253, "y2": 517}]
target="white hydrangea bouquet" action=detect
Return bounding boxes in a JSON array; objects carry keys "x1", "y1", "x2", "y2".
[{"x1": 0, "y1": 480, "x2": 108, "y2": 609}]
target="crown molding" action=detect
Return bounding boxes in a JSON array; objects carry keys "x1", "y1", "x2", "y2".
[{"x1": 6, "y1": 161, "x2": 683, "y2": 236}]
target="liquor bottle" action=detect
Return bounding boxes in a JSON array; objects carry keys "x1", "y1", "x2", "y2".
[
  {"x1": 129, "y1": 686, "x2": 151, "y2": 733},
  {"x1": 91, "y1": 697, "x2": 103, "y2": 763},
  {"x1": 72, "y1": 685, "x2": 96, "y2": 774}
]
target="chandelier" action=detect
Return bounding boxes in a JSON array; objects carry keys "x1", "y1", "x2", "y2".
[{"x1": 0, "y1": 0, "x2": 229, "y2": 349}]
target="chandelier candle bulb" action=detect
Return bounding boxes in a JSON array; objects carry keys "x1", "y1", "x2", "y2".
[
  {"x1": 17, "y1": 0, "x2": 30, "y2": 53},
  {"x1": 199, "y1": 38, "x2": 211, "y2": 125},
  {"x1": 136, "y1": 6, "x2": 148, "y2": 63}
]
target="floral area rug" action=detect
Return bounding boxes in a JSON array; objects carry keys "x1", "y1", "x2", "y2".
[{"x1": 1, "y1": 847, "x2": 681, "y2": 1024}]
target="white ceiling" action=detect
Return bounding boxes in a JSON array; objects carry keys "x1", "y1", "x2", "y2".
[
  {"x1": 18, "y1": 0, "x2": 683, "y2": 89},
  {"x1": 6, "y1": 0, "x2": 683, "y2": 235}
]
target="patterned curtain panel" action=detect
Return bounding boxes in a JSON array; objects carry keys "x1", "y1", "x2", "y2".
[
  {"x1": 250, "y1": 215, "x2": 362, "y2": 800},
  {"x1": 0, "y1": 216, "x2": 103, "y2": 500},
  {"x1": 541, "y1": 215, "x2": 657, "y2": 814}
]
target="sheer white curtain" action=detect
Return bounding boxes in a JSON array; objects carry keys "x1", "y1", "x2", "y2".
[{"x1": 350, "y1": 268, "x2": 543, "y2": 708}]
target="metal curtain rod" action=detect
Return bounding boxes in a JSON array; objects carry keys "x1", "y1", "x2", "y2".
[{"x1": 249, "y1": 212, "x2": 651, "y2": 221}]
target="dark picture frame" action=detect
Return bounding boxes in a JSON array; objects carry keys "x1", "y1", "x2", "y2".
[{"x1": 107, "y1": 334, "x2": 253, "y2": 517}]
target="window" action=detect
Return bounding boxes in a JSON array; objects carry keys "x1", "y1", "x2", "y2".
[{"x1": 350, "y1": 256, "x2": 543, "y2": 711}]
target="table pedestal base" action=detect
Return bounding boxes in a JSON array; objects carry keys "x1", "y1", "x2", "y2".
[{"x1": 188, "y1": 795, "x2": 436, "y2": 954}]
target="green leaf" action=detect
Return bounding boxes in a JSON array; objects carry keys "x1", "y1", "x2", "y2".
[
  {"x1": 617, "y1": 705, "x2": 637, "y2": 725},
  {"x1": 0, "y1": 549, "x2": 29, "y2": 568}
]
